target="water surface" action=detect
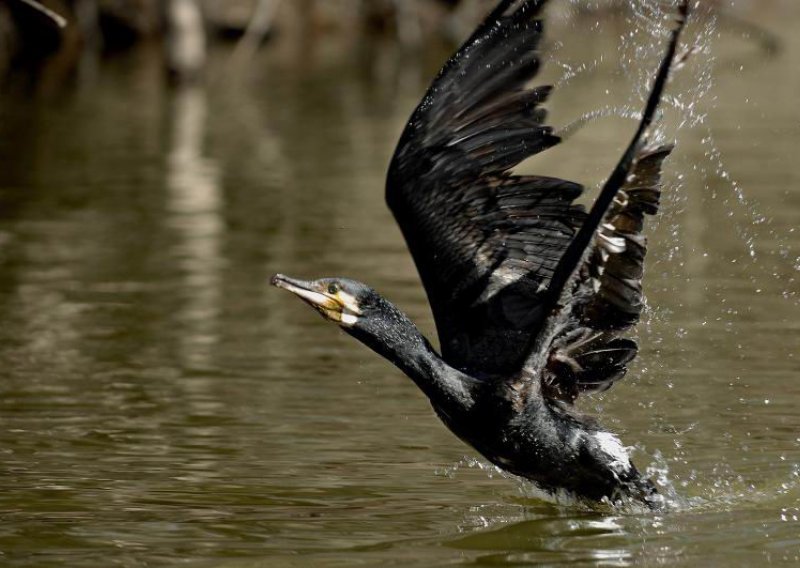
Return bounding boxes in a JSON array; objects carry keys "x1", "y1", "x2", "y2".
[{"x1": 0, "y1": 5, "x2": 799, "y2": 566}]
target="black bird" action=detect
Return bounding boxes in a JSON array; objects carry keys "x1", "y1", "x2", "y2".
[{"x1": 273, "y1": 0, "x2": 688, "y2": 507}]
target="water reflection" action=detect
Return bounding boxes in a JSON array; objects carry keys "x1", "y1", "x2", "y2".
[{"x1": 166, "y1": 85, "x2": 223, "y2": 367}]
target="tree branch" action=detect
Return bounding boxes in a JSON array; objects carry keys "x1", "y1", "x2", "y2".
[{"x1": 15, "y1": 0, "x2": 67, "y2": 28}]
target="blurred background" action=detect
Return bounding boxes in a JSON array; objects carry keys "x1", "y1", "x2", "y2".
[
  {"x1": 0, "y1": 0, "x2": 790, "y2": 88},
  {"x1": 0, "y1": 0, "x2": 798, "y2": 566}
]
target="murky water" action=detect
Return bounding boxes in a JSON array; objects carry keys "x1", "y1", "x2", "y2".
[{"x1": 1, "y1": 5, "x2": 799, "y2": 567}]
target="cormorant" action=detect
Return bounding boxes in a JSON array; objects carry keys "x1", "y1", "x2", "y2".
[{"x1": 273, "y1": 0, "x2": 689, "y2": 507}]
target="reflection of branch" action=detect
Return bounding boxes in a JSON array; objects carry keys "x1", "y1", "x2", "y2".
[
  {"x1": 167, "y1": 86, "x2": 223, "y2": 366},
  {"x1": 15, "y1": 0, "x2": 67, "y2": 28},
  {"x1": 231, "y1": 0, "x2": 282, "y2": 64}
]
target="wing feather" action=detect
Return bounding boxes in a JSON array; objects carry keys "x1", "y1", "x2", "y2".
[
  {"x1": 387, "y1": 0, "x2": 585, "y2": 376},
  {"x1": 540, "y1": 144, "x2": 675, "y2": 403},
  {"x1": 387, "y1": 0, "x2": 687, "y2": 388},
  {"x1": 525, "y1": 0, "x2": 687, "y2": 403}
]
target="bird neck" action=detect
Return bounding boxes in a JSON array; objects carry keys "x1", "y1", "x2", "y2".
[{"x1": 347, "y1": 303, "x2": 477, "y2": 415}]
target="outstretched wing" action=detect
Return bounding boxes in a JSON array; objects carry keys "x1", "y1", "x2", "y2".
[
  {"x1": 387, "y1": 0, "x2": 587, "y2": 377},
  {"x1": 540, "y1": 144, "x2": 673, "y2": 403},
  {"x1": 527, "y1": 2, "x2": 688, "y2": 403}
]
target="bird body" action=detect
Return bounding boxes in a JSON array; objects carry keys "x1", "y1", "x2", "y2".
[{"x1": 273, "y1": 0, "x2": 688, "y2": 507}]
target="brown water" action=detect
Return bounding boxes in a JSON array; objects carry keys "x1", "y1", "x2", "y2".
[{"x1": 1, "y1": 6, "x2": 799, "y2": 567}]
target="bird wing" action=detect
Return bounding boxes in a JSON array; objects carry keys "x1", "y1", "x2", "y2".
[
  {"x1": 521, "y1": 3, "x2": 688, "y2": 403},
  {"x1": 537, "y1": 144, "x2": 673, "y2": 403},
  {"x1": 387, "y1": 0, "x2": 588, "y2": 377}
]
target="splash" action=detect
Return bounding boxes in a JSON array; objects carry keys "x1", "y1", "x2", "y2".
[
  {"x1": 559, "y1": 0, "x2": 797, "y2": 513},
  {"x1": 440, "y1": 455, "x2": 665, "y2": 514},
  {"x1": 441, "y1": 449, "x2": 800, "y2": 518},
  {"x1": 439, "y1": 0, "x2": 797, "y2": 520},
  {"x1": 437, "y1": 456, "x2": 504, "y2": 480},
  {"x1": 554, "y1": 0, "x2": 784, "y2": 266}
]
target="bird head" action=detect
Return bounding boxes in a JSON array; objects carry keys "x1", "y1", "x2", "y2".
[
  {"x1": 271, "y1": 274, "x2": 372, "y2": 328},
  {"x1": 271, "y1": 274, "x2": 431, "y2": 373},
  {"x1": 272, "y1": 273, "x2": 469, "y2": 413}
]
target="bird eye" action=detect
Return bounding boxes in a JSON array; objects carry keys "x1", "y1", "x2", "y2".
[{"x1": 327, "y1": 283, "x2": 339, "y2": 295}]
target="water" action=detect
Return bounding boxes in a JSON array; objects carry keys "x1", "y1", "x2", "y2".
[{"x1": 1, "y1": 6, "x2": 799, "y2": 567}]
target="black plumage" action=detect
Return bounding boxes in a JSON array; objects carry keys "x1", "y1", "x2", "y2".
[{"x1": 273, "y1": 0, "x2": 689, "y2": 507}]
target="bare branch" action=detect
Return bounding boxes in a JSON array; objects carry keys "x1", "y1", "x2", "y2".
[{"x1": 15, "y1": 0, "x2": 68, "y2": 28}]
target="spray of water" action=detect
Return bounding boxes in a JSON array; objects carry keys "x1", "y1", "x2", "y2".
[{"x1": 441, "y1": 0, "x2": 800, "y2": 516}]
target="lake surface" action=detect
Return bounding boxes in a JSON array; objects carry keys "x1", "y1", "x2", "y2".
[{"x1": 0, "y1": 4, "x2": 799, "y2": 566}]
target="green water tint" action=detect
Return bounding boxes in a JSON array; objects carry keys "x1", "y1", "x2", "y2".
[{"x1": 0, "y1": 6, "x2": 799, "y2": 567}]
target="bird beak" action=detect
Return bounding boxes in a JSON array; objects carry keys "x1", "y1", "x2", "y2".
[
  {"x1": 271, "y1": 274, "x2": 340, "y2": 311},
  {"x1": 271, "y1": 274, "x2": 360, "y2": 326}
]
